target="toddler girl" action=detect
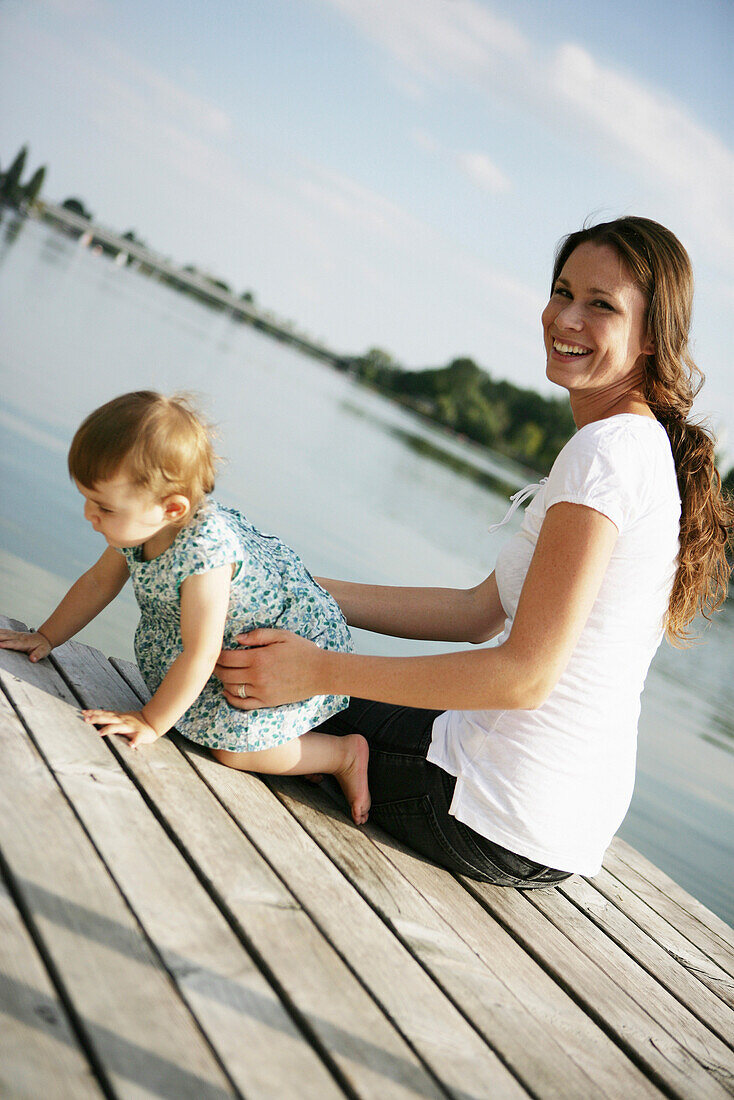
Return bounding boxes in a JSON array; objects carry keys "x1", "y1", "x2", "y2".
[{"x1": 0, "y1": 391, "x2": 370, "y2": 823}]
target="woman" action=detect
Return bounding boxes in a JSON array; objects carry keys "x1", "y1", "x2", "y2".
[{"x1": 215, "y1": 217, "x2": 733, "y2": 886}]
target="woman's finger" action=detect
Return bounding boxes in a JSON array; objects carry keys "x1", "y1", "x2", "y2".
[
  {"x1": 234, "y1": 628, "x2": 289, "y2": 647},
  {"x1": 222, "y1": 687, "x2": 265, "y2": 711}
]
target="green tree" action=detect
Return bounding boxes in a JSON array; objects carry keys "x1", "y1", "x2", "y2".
[
  {"x1": 22, "y1": 165, "x2": 46, "y2": 205},
  {"x1": 1, "y1": 145, "x2": 28, "y2": 205},
  {"x1": 62, "y1": 196, "x2": 92, "y2": 220}
]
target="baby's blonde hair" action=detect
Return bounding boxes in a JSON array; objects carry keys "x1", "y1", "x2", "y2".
[{"x1": 68, "y1": 391, "x2": 217, "y2": 513}]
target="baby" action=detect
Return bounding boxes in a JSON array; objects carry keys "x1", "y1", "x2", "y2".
[{"x1": 0, "y1": 391, "x2": 370, "y2": 823}]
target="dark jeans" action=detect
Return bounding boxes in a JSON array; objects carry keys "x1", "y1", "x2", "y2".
[{"x1": 318, "y1": 698, "x2": 572, "y2": 888}]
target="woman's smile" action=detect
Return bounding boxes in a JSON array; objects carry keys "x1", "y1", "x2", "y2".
[{"x1": 550, "y1": 338, "x2": 593, "y2": 361}]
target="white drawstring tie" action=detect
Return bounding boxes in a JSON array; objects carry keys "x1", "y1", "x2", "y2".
[{"x1": 488, "y1": 478, "x2": 547, "y2": 533}]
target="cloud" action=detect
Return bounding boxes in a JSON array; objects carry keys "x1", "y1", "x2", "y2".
[
  {"x1": 411, "y1": 129, "x2": 511, "y2": 195},
  {"x1": 297, "y1": 165, "x2": 421, "y2": 244},
  {"x1": 457, "y1": 152, "x2": 510, "y2": 194},
  {"x1": 320, "y1": 0, "x2": 734, "y2": 270}
]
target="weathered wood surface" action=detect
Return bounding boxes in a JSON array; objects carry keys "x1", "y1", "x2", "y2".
[{"x1": 1, "y1": 615, "x2": 733, "y2": 1099}]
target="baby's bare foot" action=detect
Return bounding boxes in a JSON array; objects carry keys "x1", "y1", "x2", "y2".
[{"x1": 335, "y1": 734, "x2": 370, "y2": 825}]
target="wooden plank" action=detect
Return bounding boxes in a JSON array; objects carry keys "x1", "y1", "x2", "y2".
[
  {"x1": 0, "y1": 685, "x2": 235, "y2": 1100},
  {"x1": 0, "y1": 873, "x2": 103, "y2": 1099},
  {"x1": 111, "y1": 657, "x2": 530, "y2": 1100},
  {"x1": 609, "y1": 838, "x2": 734, "y2": 951},
  {"x1": 465, "y1": 881, "x2": 733, "y2": 1100},
  {"x1": 0, "y1": 650, "x2": 345, "y2": 1099},
  {"x1": 576, "y1": 867, "x2": 734, "y2": 1020},
  {"x1": 61, "y1": 648, "x2": 452, "y2": 1100},
  {"x1": 264, "y1": 775, "x2": 665, "y2": 1100},
  {"x1": 604, "y1": 841, "x2": 734, "y2": 978},
  {"x1": 527, "y1": 885, "x2": 734, "y2": 1084},
  {"x1": 557, "y1": 875, "x2": 734, "y2": 1050},
  {"x1": 188, "y1": 758, "x2": 532, "y2": 1100}
]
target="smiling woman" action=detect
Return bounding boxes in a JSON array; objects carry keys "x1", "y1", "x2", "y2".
[{"x1": 216, "y1": 216, "x2": 734, "y2": 887}]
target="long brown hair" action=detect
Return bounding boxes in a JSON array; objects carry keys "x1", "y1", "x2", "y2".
[{"x1": 552, "y1": 216, "x2": 733, "y2": 644}]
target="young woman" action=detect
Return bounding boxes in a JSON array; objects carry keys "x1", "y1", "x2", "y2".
[{"x1": 215, "y1": 217, "x2": 733, "y2": 886}]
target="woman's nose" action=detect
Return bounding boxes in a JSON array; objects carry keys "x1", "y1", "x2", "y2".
[{"x1": 556, "y1": 303, "x2": 584, "y2": 331}]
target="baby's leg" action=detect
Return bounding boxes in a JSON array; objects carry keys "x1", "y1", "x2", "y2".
[{"x1": 211, "y1": 732, "x2": 370, "y2": 825}]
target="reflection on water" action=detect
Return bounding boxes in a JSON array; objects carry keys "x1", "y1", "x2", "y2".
[
  {"x1": 0, "y1": 213, "x2": 732, "y2": 923},
  {"x1": 342, "y1": 399, "x2": 522, "y2": 499}
]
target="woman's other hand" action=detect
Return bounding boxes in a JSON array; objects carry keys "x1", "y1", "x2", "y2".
[
  {"x1": 0, "y1": 629, "x2": 53, "y2": 662},
  {"x1": 215, "y1": 629, "x2": 328, "y2": 709}
]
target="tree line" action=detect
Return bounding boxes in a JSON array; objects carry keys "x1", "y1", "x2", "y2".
[{"x1": 351, "y1": 348, "x2": 575, "y2": 474}]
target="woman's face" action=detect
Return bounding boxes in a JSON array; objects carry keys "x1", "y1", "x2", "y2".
[{"x1": 542, "y1": 242, "x2": 653, "y2": 395}]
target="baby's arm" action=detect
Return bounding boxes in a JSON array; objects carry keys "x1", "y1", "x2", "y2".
[
  {"x1": 84, "y1": 563, "x2": 232, "y2": 748},
  {"x1": 0, "y1": 547, "x2": 130, "y2": 661}
]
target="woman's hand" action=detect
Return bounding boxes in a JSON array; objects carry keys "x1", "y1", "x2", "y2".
[
  {"x1": 215, "y1": 629, "x2": 328, "y2": 710},
  {"x1": 0, "y1": 629, "x2": 53, "y2": 662},
  {"x1": 82, "y1": 709, "x2": 161, "y2": 748}
]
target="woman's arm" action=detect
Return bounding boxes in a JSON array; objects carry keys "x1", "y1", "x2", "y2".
[
  {"x1": 217, "y1": 502, "x2": 618, "y2": 712},
  {"x1": 315, "y1": 573, "x2": 506, "y2": 644},
  {"x1": 0, "y1": 547, "x2": 130, "y2": 660},
  {"x1": 83, "y1": 564, "x2": 232, "y2": 747}
]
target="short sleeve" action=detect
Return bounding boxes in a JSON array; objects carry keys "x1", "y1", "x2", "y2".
[
  {"x1": 174, "y1": 502, "x2": 242, "y2": 584},
  {"x1": 543, "y1": 421, "x2": 649, "y2": 533}
]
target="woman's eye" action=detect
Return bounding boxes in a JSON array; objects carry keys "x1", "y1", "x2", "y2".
[
  {"x1": 553, "y1": 286, "x2": 571, "y2": 298},
  {"x1": 593, "y1": 300, "x2": 614, "y2": 310}
]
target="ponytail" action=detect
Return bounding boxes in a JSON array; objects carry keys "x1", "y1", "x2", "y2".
[{"x1": 655, "y1": 414, "x2": 733, "y2": 644}]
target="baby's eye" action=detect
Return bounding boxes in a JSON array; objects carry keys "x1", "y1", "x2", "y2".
[{"x1": 98, "y1": 506, "x2": 113, "y2": 514}]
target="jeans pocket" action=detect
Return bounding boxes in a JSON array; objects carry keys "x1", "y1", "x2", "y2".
[
  {"x1": 454, "y1": 820, "x2": 572, "y2": 888},
  {"x1": 373, "y1": 795, "x2": 516, "y2": 883}
]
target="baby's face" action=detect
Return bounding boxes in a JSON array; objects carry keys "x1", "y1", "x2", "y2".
[{"x1": 75, "y1": 476, "x2": 169, "y2": 549}]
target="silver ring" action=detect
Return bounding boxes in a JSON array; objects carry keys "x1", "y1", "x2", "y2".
[{"x1": 236, "y1": 683, "x2": 248, "y2": 699}]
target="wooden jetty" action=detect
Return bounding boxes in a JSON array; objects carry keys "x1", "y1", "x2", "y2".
[{"x1": 1, "y1": 612, "x2": 733, "y2": 1099}]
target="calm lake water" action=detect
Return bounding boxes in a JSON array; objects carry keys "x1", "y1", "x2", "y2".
[{"x1": 1, "y1": 213, "x2": 732, "y2": 923}]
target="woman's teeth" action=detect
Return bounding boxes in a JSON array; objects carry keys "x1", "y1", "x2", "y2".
[{"x1": 553, "y1": 340, "x2": 590, "y2": 356}]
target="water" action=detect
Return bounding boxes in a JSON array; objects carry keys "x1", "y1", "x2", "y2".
[{"x1": 1, "y1": 213, "x2": 732, "y2": 924}]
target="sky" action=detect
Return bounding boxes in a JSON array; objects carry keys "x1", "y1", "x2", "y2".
[{"x1": 2, "y1": 0, "x2": 733, "y2": 459}]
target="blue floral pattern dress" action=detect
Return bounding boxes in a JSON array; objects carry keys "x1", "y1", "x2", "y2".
[{"x1": 120, "y1": 498, "x2": 353, "y2": 752}]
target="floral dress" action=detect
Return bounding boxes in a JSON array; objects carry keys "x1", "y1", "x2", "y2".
[{"x1": 120, "y1": 498, "x2": 353, "y2": 752}]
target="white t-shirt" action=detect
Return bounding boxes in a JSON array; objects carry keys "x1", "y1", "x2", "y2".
[{"x1": 428, "y1": 414, "x2": 681, "y2": 875}]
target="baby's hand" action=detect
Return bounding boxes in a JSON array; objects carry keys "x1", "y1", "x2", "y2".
[
  {"x1": 82, "y1": 708, "x2": 161, "y2": 749},
  {"x1": 0, "y1": 629, "x2": 53, "y2": 662}
]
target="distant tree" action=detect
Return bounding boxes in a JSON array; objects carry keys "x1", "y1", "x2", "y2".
[
  {"x1": 22, "y1": 165, "x2": 46, "y2": 205},
  {"x1": 356, "y1": 347, "x2": 399, "y2": 388},
  {"x1": 199, "y1": 274, "x2": 231, "y2": 294},
  {"x1": 240, "y1": 290, "x2": 255, "y2": 304},
  {"x1": 1, "y1": 145, "x2": 28, "y2": 205},
  {"x1": 61, "y1": 196, "x2": 92, "y2": 220},
  {"x1": 120, "y1": 230, "x2": 145, "y2": 262}
]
